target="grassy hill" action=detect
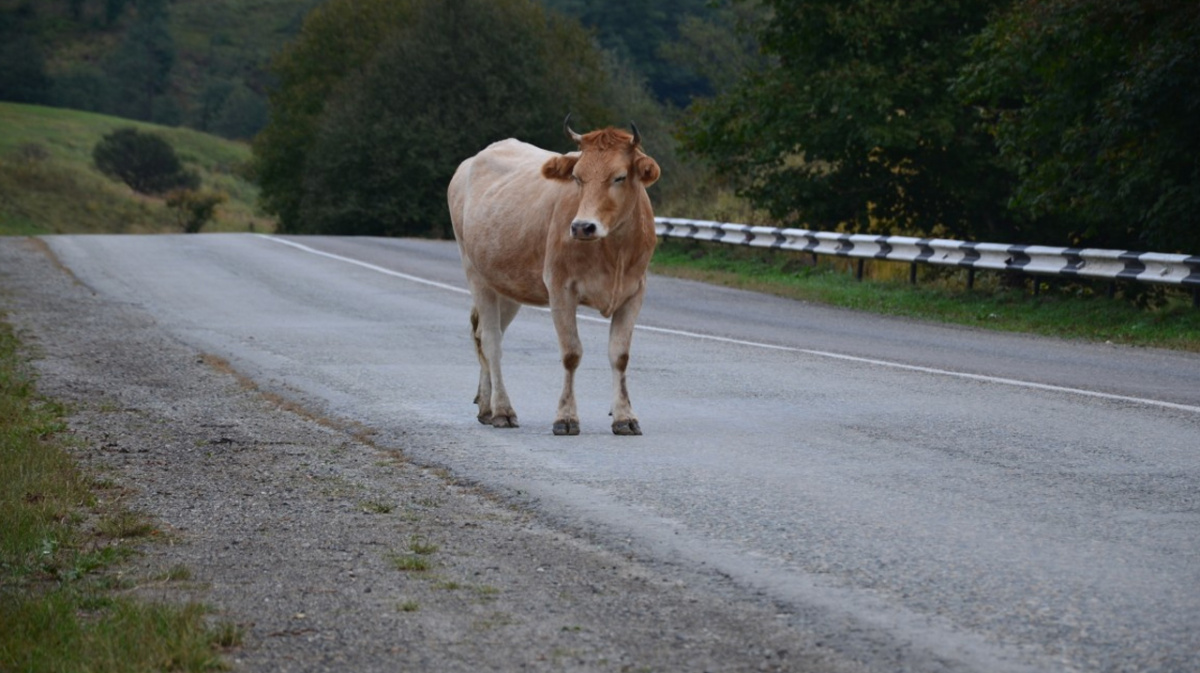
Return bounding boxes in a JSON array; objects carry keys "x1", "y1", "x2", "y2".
[{"x1": 0, "y1": 102, "x2": 272, "y2": 236}]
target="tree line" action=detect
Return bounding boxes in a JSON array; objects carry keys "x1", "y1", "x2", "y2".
[
  {"x1": 682, "y1": 0, "x2": 1199, "y2": 254},
  {"x1": 252, "y1": 0, "x2": 691, "y2": 237},
  {"x1": 3, "y1": 0, "x2": 1195, "y2": 255},
  {"x1": 254, "y1": 0, "x2": 1197, "y2": 254},
  {"x1": 0, "y1": 0, "x2": 290, "y2": 140}
]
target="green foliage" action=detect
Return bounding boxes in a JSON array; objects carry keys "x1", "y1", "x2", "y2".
[
  {"x1": 1, "y1": 103, "x2": 268, "y2": 235},
  {"x1": 1, "y1": 0, "x2": 310, "y2": 140},
  {"x1": 212, "y1": 84, "x2": 268, "y2": 141},
  {"x1": 659, "y1": 1, "x2": 769, "y2": 95},
  {"x1": 540, "y1": 0, "x2": 716, "y2": 106},
  {"x1": 680, "y1": 0, "x2": 1016, "y2": 242},
  {"x1": 255, "y1": 0, "x2": 646, "y2": 237},
  {"x1": 47, "y1": 65, "x2": 112, "y2": 114},
  {"x1": 0, "y1": 313, "x2": 238, "y2": 673},
  {"x1": 0, "y1": 33, "x2": 51, "y2": 105},
  {"x1": 193, "y1": 79, "x2": 268, "y2": 140},
  {"x1": 93, "y1": 127, "x2": 199, "y2": 195},
  {"x1": 165, "y1": 188, "x2": 226, "y2": 233},
  {"x1": 651, "y1": 239, "x2": 1200, "y2": 351},
  {"x1": 104, "y1": 10, "x2": 177, "y2": 124},
  {"x1": 956, "y1": 0, "x2": 1200, "y2": 253},
  {"x1": 252, "y1": 0, "x2": 421, "y2": 232}
]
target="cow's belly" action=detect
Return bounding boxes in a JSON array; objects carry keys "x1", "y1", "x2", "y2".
[{"x1": 461, "y1": 231, "x2": 552, "y2": 307}]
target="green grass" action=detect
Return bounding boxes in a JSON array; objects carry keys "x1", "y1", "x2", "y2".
[
  {"x1": 651, "y1": 239, "x2": 1200, "y2": 352},
  {"x1": 0, "y1": 102, "x2": 272, "y2": 236},
  {"x1": 0, "y1": 315, "x2": 237, "y2": 672},
  {"x1": 387, "y1": 554, "x2": 433, "y2": 573}
]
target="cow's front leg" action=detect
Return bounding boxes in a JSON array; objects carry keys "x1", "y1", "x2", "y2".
[
  {"x1": 550, "y1": 300, "x2": 582, "y2": 436},
  {"x1": 608, "y1": 287, "x2": 645, "y2": 436}
]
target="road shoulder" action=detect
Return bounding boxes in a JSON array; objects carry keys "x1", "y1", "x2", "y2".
[{"x1": 0, "y1": 236, "x2": 860, "y2": 672}]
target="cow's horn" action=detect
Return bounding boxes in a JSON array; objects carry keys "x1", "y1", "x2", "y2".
[
  {"x1": 564, "y1": 114, "x2": 583, "y2": 144},
  {"x1": 630, "y1": 122, "x2": 641, "y2": 148}
]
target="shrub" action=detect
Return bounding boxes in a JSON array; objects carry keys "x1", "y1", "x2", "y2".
[
  {"x1": 92, "y1": 127, "x2": 199, "y2": 195},
  {"x1": 164, "y1": 188, "x2": 226, "y2": 233}
]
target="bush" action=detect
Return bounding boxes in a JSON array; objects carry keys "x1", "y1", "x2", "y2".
[
  {"x1": 92, "y1": 127, "x2": 199, "y2": 195},
  {"x1": 164, "y1": 188, "x2": 225, "y2": 233}
]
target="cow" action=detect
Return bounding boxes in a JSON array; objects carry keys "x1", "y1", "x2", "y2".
[{"x1": 447, "y1": 118, "x2": 660, "y2": 436}]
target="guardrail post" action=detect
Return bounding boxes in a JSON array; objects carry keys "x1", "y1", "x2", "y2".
[
  {"x1": 967, "y1": 268, "x2": 976, "y2": 290},
  {"x1": 909, "y1": 262, "x2": 917, "y2": 285},
  {"x1": 856, "y1": 259, "x2": 864, "y2": 281},
  {"x1": 1193, "y1": 286, "x2": 1199, "y2": 308}
]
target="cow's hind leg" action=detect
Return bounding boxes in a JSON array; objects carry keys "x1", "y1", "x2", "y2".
[
  {"x1": 473, "y1": 290, "x2": 520, "y2": 428},
  {"x1": 470, "y1": 306, "x2": 492, "y2": 424}
]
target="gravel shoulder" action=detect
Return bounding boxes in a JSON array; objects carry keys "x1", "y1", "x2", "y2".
[{"x1": 0, "y1": 236, "x2": 861, "y2": 673}]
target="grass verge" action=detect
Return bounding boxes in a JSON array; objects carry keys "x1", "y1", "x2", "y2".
[
  {"x1": 651, "y1": 239, "x2": 1200, "y2": 352},
  {"x1": 0, "y1": 315, "x2": 238, "y2": 672}
]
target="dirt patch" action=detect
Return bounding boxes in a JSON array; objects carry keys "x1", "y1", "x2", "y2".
[{"x1": 0, "y1": 237, "x2": 860, "y2": 673}]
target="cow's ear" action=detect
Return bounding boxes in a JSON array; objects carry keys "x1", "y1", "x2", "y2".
[
  {"x1": 542, "y1": 155, "x2": 578, "y2": 181},
  {"x1": 635, "y1": 155, "x2": 660, "y2": 187}
]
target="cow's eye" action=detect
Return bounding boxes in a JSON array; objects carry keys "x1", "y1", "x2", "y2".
[
  {"x1": 613, "y1": 175, "x2": 626, "y2": 184},
  {"x1": 572, "y1": 175, "x2": 582, "y2": 185}
]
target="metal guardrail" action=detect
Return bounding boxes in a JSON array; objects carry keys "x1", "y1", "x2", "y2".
[{"x1": 655, "y1": 217, "x2": 1200, "y2": 302}]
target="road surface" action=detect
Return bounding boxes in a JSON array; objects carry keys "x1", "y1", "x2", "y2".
[{"x1": 34, "y1": 234, "x2": 1200, "y2": 672}]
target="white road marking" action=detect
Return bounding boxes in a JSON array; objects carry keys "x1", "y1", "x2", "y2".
[{"x1": 261, "y1": 235, "x2": 1200, "y2": 415}]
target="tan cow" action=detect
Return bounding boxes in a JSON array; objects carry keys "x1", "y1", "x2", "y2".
[{"x1": 447, "y1": 120, "x2": 660, "y2": 435}]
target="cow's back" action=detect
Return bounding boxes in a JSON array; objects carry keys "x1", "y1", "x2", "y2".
[{"x1": 449, "y1": 139, "x2": 574, "y2": 306}]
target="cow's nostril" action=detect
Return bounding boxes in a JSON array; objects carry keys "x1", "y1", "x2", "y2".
[{"x1": 571, "y1": 221, "x2": 599, "y2": 238}]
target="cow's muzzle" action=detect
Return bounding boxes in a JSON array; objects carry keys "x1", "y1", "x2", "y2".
[{"x1": 570, "y1": 220, "x2": 601, "y2": 241}]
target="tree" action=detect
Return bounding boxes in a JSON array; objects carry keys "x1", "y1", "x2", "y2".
[
  {"x1": 254, "y1": 0, "x2": 642, "y2": 237},
  {"x1": 93, "y1": 127, "x2": 199, "y2": 195},
  {"x1": 540, "y1": 0, "x2": 716, "y2": 106},
  {"x1": 210, "y1": 82, "x2": 268, "y2": 140},
  {"x1": 192, "y1": 78, "x2": 237, "y2": 133},
  {"x1": 0, "y1": 5, "x2": 50, "y2": 104},
  {"x1": 957, "y1": 0, "x2": 1200, "y2": 253},
  {"x1": 679, "y1": 0, "x2": 1016, "y2": 242},
  {"x1": 251, "y1": 0, "x2": 421, "y2": 232},
  {"x1": 298, "y1": 0, "x2": 621, "y2": 236},
  {"x1": 659, "y1": 1, "x2": 769, "y2": 95},
  {"x1": 105, "y1": 9, "x2": 176, "y2": 122}
]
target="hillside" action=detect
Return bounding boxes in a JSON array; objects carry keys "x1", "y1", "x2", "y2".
[{"x1": 0, "y1": 102, "x2": 271, "y2": 236}]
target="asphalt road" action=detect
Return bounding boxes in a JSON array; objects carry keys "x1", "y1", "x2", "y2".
[{"x1": 42, "y1": 234, "x2": 1200, "y2": 672}]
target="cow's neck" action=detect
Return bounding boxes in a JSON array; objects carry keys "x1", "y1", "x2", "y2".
[{"x1": 593, "y1": 198, "x2": 652, "y2": 317}]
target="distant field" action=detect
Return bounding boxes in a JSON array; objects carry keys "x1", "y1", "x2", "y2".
[{"x1": 0, "y1": 102, "x2": 272, "y2": 236}]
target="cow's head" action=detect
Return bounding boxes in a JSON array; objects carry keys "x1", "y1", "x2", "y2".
[{"x1": 541, "y1": 117, "x2": 660, "y2": 241}]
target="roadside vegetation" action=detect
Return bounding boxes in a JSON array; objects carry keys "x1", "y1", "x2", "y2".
[
  {"x1": 0, "y1": 102, "x2": 268, "y2": 236},
  {"x1": 0, "y1": 316, "x2": 238, "y2": 672},
  {"x1": 652, "y1": 239, "x2": 1200, "y2": 352}
]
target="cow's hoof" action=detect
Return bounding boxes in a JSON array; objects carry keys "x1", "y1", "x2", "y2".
[
  {"x1": 612, "y1": 419, "x2": 641, "y2": 436},
  {"x1": 553, "y1": 420, "x2": 580, "y2": 436},
  {"x1": 477, "y1": 412, "x2": 492, "y2": 425},
  {"x1": 491, "y1": 414, "x2": 518, "y2": 428}
]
